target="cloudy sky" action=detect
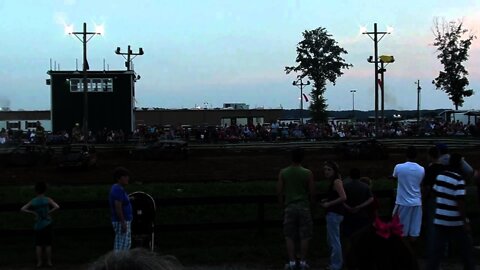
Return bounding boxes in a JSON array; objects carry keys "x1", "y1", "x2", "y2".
[{"x1": 0, "y1": 0, "x2": 479, "y2": 111}]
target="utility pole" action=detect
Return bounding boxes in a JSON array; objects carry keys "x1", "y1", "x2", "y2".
[
  {"x1": 415, "y1": 80, "x2": 421, "y2": 124},
  {"x1": 379, "y1": 60, "x2": 385, "y2": 125},
  {"x1": 115, "y1": 46, "x2": 144, "y2": 132},
  {"x1": 362, "y1": 23, "x2": 391, "y2": 133},
  {"x1": 292, "y1": 78, "x2": 310, "y2": 124},
  {"x1": 67, "y1": 22, "x2": 102, "y2": 141}
]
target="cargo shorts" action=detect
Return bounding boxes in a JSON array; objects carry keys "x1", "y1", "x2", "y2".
[{"x1": 283, "y1": 202, "x2": 313, "y2": 240}]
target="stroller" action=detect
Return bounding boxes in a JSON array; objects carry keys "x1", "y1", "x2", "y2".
[{"x1": 128, "y1": 191, "x2": 156, "y2": 251}]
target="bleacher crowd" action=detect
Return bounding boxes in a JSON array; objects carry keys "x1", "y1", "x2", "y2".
[{"x1": 0, "y1": 118, "x2": 479, "y2": 145}]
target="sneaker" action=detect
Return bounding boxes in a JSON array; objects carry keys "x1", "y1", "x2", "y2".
[{"x1": 284, "y1": 263, "x2": 296, "y2": 270}]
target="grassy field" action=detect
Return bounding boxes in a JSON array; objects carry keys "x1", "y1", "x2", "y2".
[{"x1": 2, "y1": 179, "x2": 479, "y2": 268}]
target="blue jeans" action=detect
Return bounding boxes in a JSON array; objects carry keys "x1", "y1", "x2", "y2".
[
  {"x1": 326, "y1": 212, "x2": 343, "y2": 270},
  {"x1": 426, "y1": 225, "x2": 475, "y2": 270}
]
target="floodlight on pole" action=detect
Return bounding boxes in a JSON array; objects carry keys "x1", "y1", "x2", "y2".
[
  {"x1": 66, "y1": 22, "x2": 103, "y2": 141},
  {"x1": 115, "y1": 45, "x2": 144, "y2": 131},
  {"x1": 115, "y1": 45, "x2": 144, "y2": 71},
  {"x1": 292, "y1": 78, "x2": 310, "y2": 124}
]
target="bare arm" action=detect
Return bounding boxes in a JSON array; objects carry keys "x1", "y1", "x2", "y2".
[
  {"x1": 461, "y1": 158, "x2": 474, "y2": 180},
  {"x1": 307, "y1": 170, "x2": 315, "y2": 204},
  {"x1": 457, "y1": 199, "x2": 470, "y2": 232},
  {"x1": 322, "y1": 179, "x2": 347, "y2": 208},
  {"x1": 354, "y1": 197, "x2": 374, "y2": 210},
  {"x1": 20, "y1": 201, "x2": 37, "y2": 217},
  {"x1": 276, "y1": 172, "x2": 284, "y2": 206},
  {"x1": 47, "y1": 197, "x2": 60, "y2": 214}
]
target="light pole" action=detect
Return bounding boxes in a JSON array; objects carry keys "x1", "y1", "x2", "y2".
[
  {"x1": 350, "y1": 89, "x2": 357, "y2": 119},
  {"x1": 378, "y1": 55, "x2": 394, "y2": 125},
  {"x1": 292, "y1": 78, "x2": 310, "y2": 124},
  {"x1": 362, "y1": 23, "x2": 392, "y2": 132},
  {"x1": 415, "y1": 80, "x2": 421, "y2": 124},
  {"x1": 66, "y1": 22, "x2": 103, "y2": 141},
  {"x1": 115, "y1": 45, "x2": 144, "y2": 71}
]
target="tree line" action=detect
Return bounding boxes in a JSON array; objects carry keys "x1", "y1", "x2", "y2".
[{"x1": 286, "y1": 18, "x2": 477, "y2": 122}]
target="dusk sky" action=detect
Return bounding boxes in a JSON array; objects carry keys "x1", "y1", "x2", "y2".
[{"x1": 1, "y1": 0, "x2": 479, "y2": 112}]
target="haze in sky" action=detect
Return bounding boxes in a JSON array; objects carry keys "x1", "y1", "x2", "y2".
[{"x1": 0, "y1": 0, "x2": 479, "y2": 111}]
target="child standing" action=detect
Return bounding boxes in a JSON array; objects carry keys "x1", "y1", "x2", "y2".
[{"x1": 21, "y1": 182, "x2": 60, "y2": 268}]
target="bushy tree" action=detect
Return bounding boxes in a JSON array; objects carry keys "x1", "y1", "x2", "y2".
[
  {"x1": 432, "y1": 18, "x2": 476, "y2": 110},
  {"x1": 285, "y1": 27, "x2": 352, "y2": 122}
]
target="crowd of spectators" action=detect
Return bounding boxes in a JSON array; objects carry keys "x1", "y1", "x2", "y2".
[
  {"x1": 132, "y1": 118, "x2": 479, "y2": 143},
  {"x1": 0, "y1": 118, "x2": 479, "y2": 145}
]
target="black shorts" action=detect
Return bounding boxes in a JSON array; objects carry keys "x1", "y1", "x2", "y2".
[{"x1": 35, "y1": 224, "x2": 52, "y2": 246}]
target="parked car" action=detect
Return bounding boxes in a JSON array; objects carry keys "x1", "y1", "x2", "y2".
[
  {"x1": 56, "y1": 144, "x2": 97, "y2": 169},
  {"x1": 336, "y1": 139, "x2": 389, "y2": 160},
  {"x1": 3, "y1": 144, "x2": 54, "y2": 166},
  {"x1": 130, "y1": 140, "x2": 188, "y2": 160}
]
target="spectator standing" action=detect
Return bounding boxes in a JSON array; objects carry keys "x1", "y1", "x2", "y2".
[
  {"x1": 277, "y1": 148, "x2": 315, "y2": 270},
  {"x1": 35, "y1": 121, "x2": 45, "y2": 145},
  {"x1": 426, "y1": 153, "x2": 475, "y2": 270},
  {"x1": 343, "y1": 168, "x2": 374, "y2": 240},
  {"x1": 436, "y1": 143, "x2": 474, "y2": 180},
  {"x1": 475, "y1": 169, "x2": 480, "y2": 207},
  {"x1": 109, "y1": 167, "x2": 133, "y2": 251},
  {"x1": 72, "y1": 123, "x2": 82, "y2": 142},
  {"x1": 20, "y1": 182, "x2": 60, "y2": 268},
  {"x1": 321, "y1": 161, "x2": 347, "y2": 270},
  {"x1": 391, "y1": 146, "x2": 425, "y2": 241},
  {"x1": 271, "y1": 121, "x2": 279, "y2": 141},
  {"x1": 422, "y1": 146, "x2": 446, "y2": 259}
]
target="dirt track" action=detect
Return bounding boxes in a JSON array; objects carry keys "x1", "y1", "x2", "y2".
[{"x1": 2, "y1": 139, "x2": 480, "y2": 186}]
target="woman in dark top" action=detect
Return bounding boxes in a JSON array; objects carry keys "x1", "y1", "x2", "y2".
[{"x1": 321, "y1": 161, "x2": 347, "y2": 270}]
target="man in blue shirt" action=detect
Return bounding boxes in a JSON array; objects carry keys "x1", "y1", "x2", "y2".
[{"x1": 109, "y1": 167, "x2": 133, "y2": 251}]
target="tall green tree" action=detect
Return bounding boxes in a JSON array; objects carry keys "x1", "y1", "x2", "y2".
[
  {"x1": 432, "y1": 18, "x2": 476, "y2": 110},
  {"x1": 285, "y1": 27, "x2": 352, "y2": 122}
]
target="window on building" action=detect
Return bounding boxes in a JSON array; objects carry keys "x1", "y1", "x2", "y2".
[
  {"x1": 69, "y1": 78, "x2": 113, "y2": 92},
  {"x1": 91, "y1": 79, "x2": 102, "y2": 92},
  {"x1": 236, "y1": 118, "x2": 248, "y2": 126},
  {"x1": 253, "y1": 117, "x2": 264, "y2": 125},
  {"x1": 102, "y1": 78, "x2": 113, "y2": 92},
  {"x1": 25, "y1": 121, "x2": 38, "y2": 129},
  {"x1": 70, "y1": 79, "x2": 81, "y2": 92},
  {"x1": 6, "y1": 121, "x2": 20, "y2": 129}
]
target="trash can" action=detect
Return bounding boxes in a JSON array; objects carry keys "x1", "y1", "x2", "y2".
[{"x1": 128, "y1": 191, "x2": 156, "y2": 251}]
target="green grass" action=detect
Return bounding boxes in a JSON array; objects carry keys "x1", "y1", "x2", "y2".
[
  {"x1": 1, "y1": 177, "x2": 397, "y2": 204},
  {"x1": 2, "y1": 179, "x2": 479, "y2": 267},
  {"x1": 1, "y1": 181, "x2": 281, "y2": 204}
]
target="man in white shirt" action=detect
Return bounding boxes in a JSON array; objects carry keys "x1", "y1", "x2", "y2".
[{"x1": 392, "y1": 146, "x2": 425, "y2": 241}]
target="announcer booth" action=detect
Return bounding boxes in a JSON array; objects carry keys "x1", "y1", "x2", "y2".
[{"x1": 47, "y1": 70, "x2": 136, "y2": 134}]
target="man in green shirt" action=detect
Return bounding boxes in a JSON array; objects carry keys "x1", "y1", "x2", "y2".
[{"x1": 277, "y1": 148, "x2": 315, "y2": 270}]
